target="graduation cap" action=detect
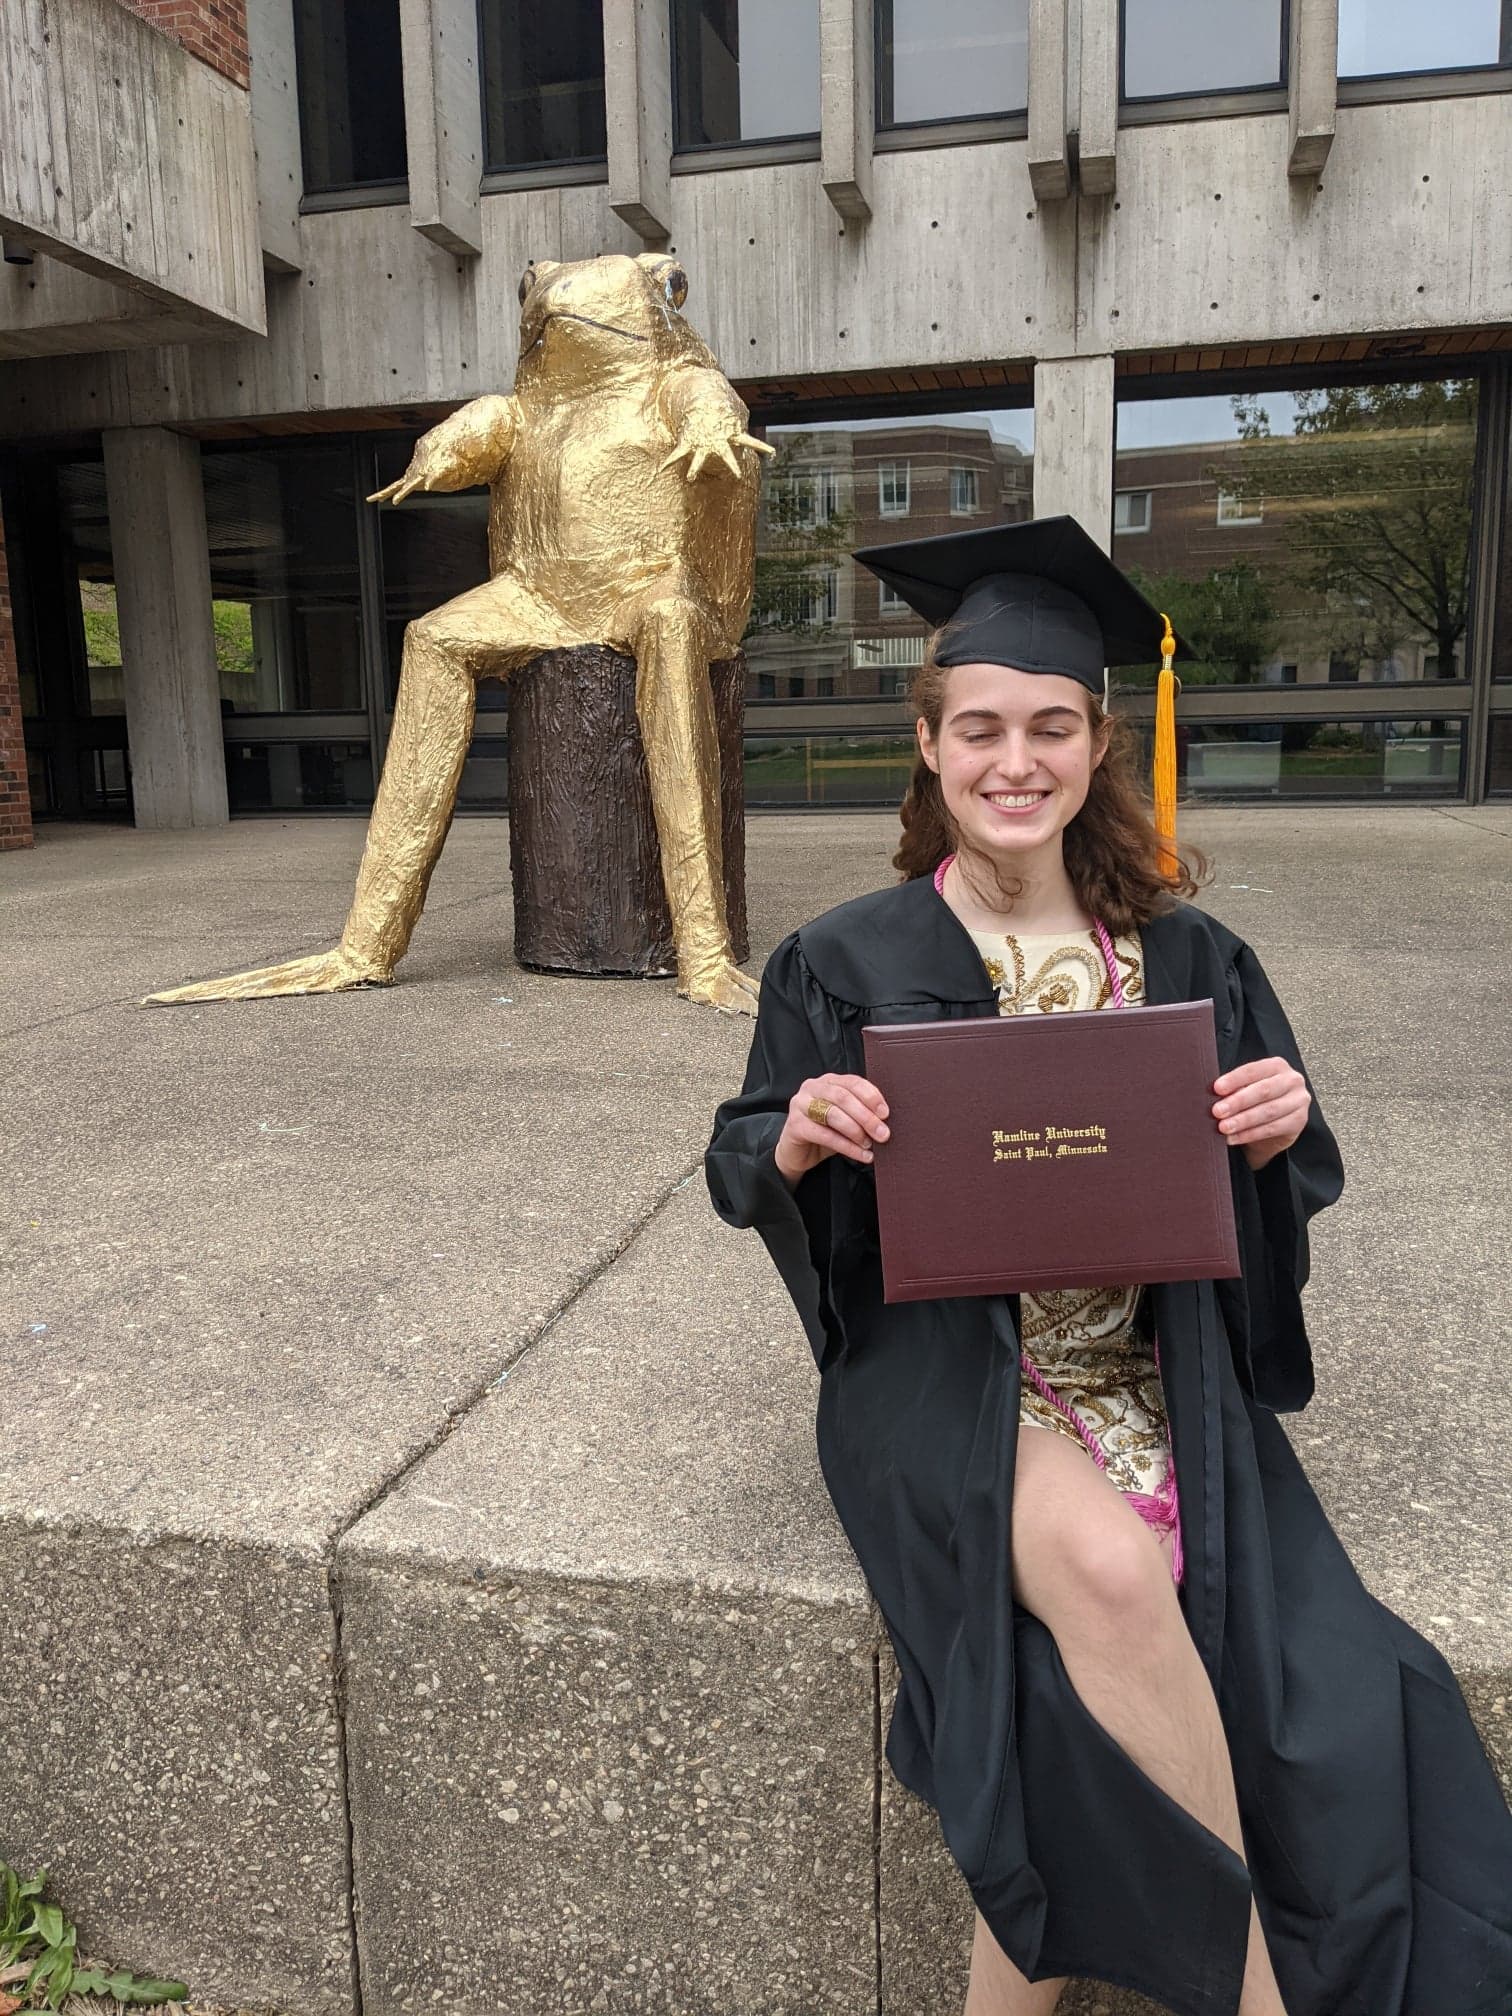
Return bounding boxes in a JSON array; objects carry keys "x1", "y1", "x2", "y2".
[{"x1": 852, "y1": 514, "x2": 1186, "y2": 866}]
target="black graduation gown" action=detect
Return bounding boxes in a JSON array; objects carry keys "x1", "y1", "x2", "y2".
[{"x1": 704, "y1": 874, "x2": 1512, "y2": 2016}]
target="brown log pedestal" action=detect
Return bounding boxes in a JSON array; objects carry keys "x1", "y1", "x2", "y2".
[{"x1": 507, "y1": 646, "x2": 750, "y2": 978}]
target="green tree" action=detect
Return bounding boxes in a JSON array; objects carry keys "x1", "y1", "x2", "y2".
[
  {"x1": 748, "y1": 433, "x2": 857, "y2": 637},
  {"x1": 1126, "y1": 560, "x2": 1279, "y2": 685},
  {"x1": 1230, "y1": 379, "x2": 1476, "y2": 680}
]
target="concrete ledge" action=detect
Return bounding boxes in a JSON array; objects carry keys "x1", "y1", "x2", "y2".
[{"x1": 2, "y1": 810, "x2": 1508, "y2": 2015}]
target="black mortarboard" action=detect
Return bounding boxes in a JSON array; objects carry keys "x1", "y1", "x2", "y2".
[{"x1": 851, "y1": 514, "x2": 1187, "y2": 695}]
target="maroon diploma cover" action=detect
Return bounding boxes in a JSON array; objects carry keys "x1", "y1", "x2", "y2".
[{"x1": 861, "y1": 1001, "x2": 1241, "y2": 1301}]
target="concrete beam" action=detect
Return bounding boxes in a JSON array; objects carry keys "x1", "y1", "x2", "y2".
[
  {"x1": 0, "y1": 0, "x2": 264, "y2": 337},
  {"x1": 606, "y1": 0, "x2": 673, "y2": 243},
  {"x1": 1033, "y1": 354, "x2": 1114, "y2": 547},
  {"x1": 400, "y1": 0, "x2": 484, "y2": 257},
  {"x1": 820, "y1": 0, "x2": 874, "y2": 222},
  {"x1": 247, "y1": 0, "x2": 303, "y2": 273},
  {"x1": 1289, "y1": 0, "x2": 1339, "y2": 178},
  {"x1": 102, "y1": 428, "x2": 228, "y2": 831},
  {"x1": 1027, "y1": 0, "x2": 1071, "y2": 201},
  {"x1": 1077, "y1": 0, "x2": 1119, "y2": 195}
]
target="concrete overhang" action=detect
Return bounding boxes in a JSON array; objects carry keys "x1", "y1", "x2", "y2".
[{"x1": 0, "y1": 0, "x2": 266, "y2": 359}]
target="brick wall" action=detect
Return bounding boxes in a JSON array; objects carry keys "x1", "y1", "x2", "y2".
[
  {"x1": 115, "y1": 0, "x2": 250, "y2": 89},
  {"x1": 0, "y1": 515, "x2": 35, "y2": 852}
]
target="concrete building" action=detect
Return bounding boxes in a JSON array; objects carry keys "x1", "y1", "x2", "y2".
[{"x1": 3, "y1": 0, "x2": 1512, "y2": 851}]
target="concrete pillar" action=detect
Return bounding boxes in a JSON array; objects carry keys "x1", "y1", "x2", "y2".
[
  {"x1": 820, "y1": 0, "x2": 873, "y2": 221},
  {"x1": 606, "y1": 0, "x2": 672, "y2": 243},
  {"x1": 400, "y1": 0, "x2": 484, "y2": 256},
  {"x1": 1077, "y1": 0, "x2": 1119, "y2": 195},
  {"x1": 1288, "y1": 0, "x2": 1338, "y2": 177},
  {"x1": 1032, "y1": 355, "x2": 1115, "y2": 550},
  {"x1": 246, "y1": 0, "x2": 302, "y2": 272},
  {"x1": 102, "y1": 428, "x2": 229, "y2": 831},
  {"x1": 1027, "y1": 0, "x2": 1071, "y2": 201}
]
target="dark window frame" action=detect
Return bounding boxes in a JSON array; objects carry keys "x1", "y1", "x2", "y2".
[
  {"x1": 1118, "y1": 0, "x2": 1291, "y2": 105},
  {"x1": 1336, "y1": 0, "x2": 1512, "y2": 85},
  {"x1": 475, "y1": 0, "x2": 610, "y2": 177},
  {"x1": 291, "y1": 0, "x2": 410, "y2": 200},
  {"x1": 669, "y1": 0, "x2": 822, "y2": 153},
  {"x1": 874, "y1": 0, "x2": 1030, "y2": 132}
]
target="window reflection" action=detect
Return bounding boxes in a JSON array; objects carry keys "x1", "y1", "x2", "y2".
[
  {"x1": 293, "y1": 0, "x2": 408, "y2": 193},
  {"x1": 481, "y1": 0, "x2": 607, "y2": 168},
  {"x1": 1112, "y1": 378, "x2": 1478, "y2": 689},
  {"x1": 744, "y1": 732, "x2": 919, "y2": 805},
  {"x1": 673, "y1": 0, "x2": 821, "y2": 147},
  {"x1": 877, "y1": 0, "x2": 1029, "y2": 126},
  {"x1": 1122, "y1": 0, "x2": 1285, "y2": 98},
  {"x1": 744, "y1": 410, "x2": 1035, "y2": 703},
  {"x1": 202, "y1": 446, "x2": 365, "y2": 714},
  {"x1": 1338, "y1": 0, "x2": 1507, "y2": 78},
  {"x1": 226, "y1": 741, "x2": 375, "y2": 811},
  {"x1": 1130, "y1": 718, "x2": 1465, "y2": 799}
]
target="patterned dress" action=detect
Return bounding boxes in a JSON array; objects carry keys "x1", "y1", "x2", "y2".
[{"x1": 962, "y1": 922, "x2": 1174, "y2": 1500}]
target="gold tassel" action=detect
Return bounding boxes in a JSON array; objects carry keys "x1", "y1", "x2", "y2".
[{"x1": 1153, "y1": 612, "x2": 1179, "y2": 877}]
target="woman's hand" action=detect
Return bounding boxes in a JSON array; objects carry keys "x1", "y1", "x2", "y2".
[
  {"x1": 1212, "y1": 1057, "x2": 1311, "y2": 1172},
  {"x1": 774, "y1": 1074, "x2": 890, "y2": 1186}
]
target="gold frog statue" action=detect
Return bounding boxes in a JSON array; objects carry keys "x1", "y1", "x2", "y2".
[{"x1": 150, "y1": 252, "x2": 772, "y2": 1016}]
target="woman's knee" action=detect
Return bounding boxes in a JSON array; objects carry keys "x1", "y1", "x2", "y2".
[{"x1": 1011, "y1": 1429, "x2": 1173, "y2": 1634}]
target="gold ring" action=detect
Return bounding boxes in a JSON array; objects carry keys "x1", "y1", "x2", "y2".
[{"x1": 806, "y1": 1095, "x2": 832, "y2": 1127}]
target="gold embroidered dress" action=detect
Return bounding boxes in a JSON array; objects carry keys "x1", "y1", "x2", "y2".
[{"x1": 963, "y1": 922, "x2": 1173, "y2": 1499}]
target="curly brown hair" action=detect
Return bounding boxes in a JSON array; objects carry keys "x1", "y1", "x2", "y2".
[{"x1": 890, "y1": 629, "x2": 1210, "y2": 935}]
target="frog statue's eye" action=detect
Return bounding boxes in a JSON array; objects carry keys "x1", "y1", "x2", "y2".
[
  {"x1": 662, "y1": 266, "x2": 688, "y2": 310},
  {"x1": 517, "y1": 267, "x2": 535, "y2": 307}
]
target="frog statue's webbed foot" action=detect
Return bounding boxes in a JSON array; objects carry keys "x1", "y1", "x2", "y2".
[
  {"x1": 144, "y1": 944, "x2": 391, "y2": 1005},
  {"x1": 679, "y1": 956, "x2": 761, "y2": 1018}
]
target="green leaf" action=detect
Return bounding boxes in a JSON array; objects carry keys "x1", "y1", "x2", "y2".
[{"x1": 31, "y1": 1903, "x2": 66, "y2": 1948}]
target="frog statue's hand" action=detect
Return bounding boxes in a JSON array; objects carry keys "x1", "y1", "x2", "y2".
[
  {"x1": 658, "y1": 417, "x2": 775, "y2": 483},
  {"x1": 367, "y1": 393, "x2": 521, "y2": 504}
]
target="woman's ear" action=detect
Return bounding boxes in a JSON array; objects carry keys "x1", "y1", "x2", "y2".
[
  {"x1": 917, "y1": 716, "x2": 941, "y2": 774},
  {"x1": 1089, "y1": 710, "x2": 1112, "y2": 773}
]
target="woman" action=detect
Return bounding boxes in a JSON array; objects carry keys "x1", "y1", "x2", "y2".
[{"x1": 704, "y1": 518, "x2": 1512, "y2": 2016}]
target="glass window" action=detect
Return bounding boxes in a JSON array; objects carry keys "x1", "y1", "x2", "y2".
[
  {"x1": 744, "y1": 409, "x2": 1034, "y2": 710},
  {"x1": 1487, "y1": 718, "x2": 1512, "y2": 796},
  {"x1": 1114, "y1": 489, "x2": 1152, "y2": 535},
  {"x1": 226, "y1": 741, "x2": 376, "y2": 812},
  {"x1": 1112, "y1": 376, "x2": 1479, "y2": 689},
  {"x1": 743, "y1": 731, "x2": 920, "y2": 805},
  {"x1": 672, "y1": 0, "x2": 821, "y2": 147},
  {"x1": 1122, "y1": 0, "x2": 1286, "y2": 99},
  {"x1": 293, "y1": 0, "x2": 408, "y2": 195},
  {"x1": 78, "y1": 577, "x2": 125, "y2": 717},
  {"x1": 1130, "y1": 717, "x2": 1464, "y2": 800},
  {"x1": 877, "y1": 0, "x2": 1029, "y2": 127},
  {"x1": 1216, "y1": 485, "x2": 1263, "y2": 526},
  {"x1": 481, "y1": 1, "x2": 607, "y2": 169},
  {"x1": 950, "y1": 466, "x2": 981, "y2": 515},
  {"x1": 878, "y1": 462, "x2": 912, "y2": 516},
  {"x1": 1338, "y1": 0, "x2": 1508, "y2": 78},
  {"x1": 201, "y1": 445, "x2": 365, "y2": 715}
]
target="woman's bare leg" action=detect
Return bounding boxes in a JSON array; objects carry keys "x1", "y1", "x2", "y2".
[
  {"x1": 1006, "y1": 1425, "x2": 1288, "y2": 2016},
  {"x1": 964, "y1": 1907, "x2": 1066, "y2": 2016}
]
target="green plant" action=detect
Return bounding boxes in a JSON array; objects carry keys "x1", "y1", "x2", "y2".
[{"x1": 0, "y1": 1864, "x2": 186, "y2": 2011}]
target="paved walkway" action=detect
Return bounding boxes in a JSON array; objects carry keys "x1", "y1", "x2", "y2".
[{"x1": 2, "y1": 808, "x2": 1508, "y2": 2016}]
